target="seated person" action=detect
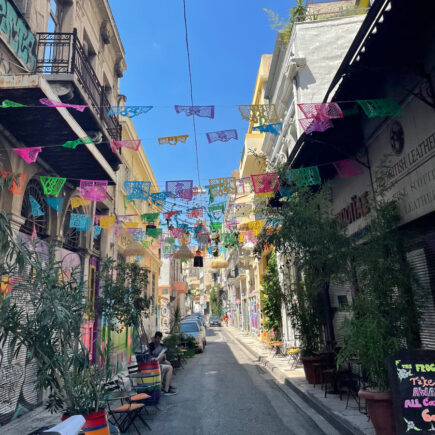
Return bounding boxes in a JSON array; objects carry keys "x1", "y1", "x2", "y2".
[{"x1": 149, "y1": 331, "x2": 177, "y2": 396}]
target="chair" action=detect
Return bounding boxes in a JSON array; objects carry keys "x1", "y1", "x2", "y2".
[
  {"x1": 286, "y1": 348, "x2": 300, "y2": 370},
  {"x1": 105, "y1": 380, "x2": 149, "y2": 434}
]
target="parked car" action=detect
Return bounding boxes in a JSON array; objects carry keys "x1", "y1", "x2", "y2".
[
  {"x1": 184, "y1": 316, "x2": 207, "y2": 345},
  {"x1": 180, "y1": 321, "x2": 206, "y2": 352},
  {"x1": 209, "y1": 315, "x2": 221, "y2": 327},
  {"x1": 186, "y1": 314, "x2": 207, "y2": 329}
]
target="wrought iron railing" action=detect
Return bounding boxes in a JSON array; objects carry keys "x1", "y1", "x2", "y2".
[{"x1": 35, "y1": 29, "x2": 121, "y2": 140}]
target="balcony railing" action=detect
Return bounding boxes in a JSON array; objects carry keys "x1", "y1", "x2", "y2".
[{"x1": 35, "y1": 29, "x2": 121, "y2": 140}]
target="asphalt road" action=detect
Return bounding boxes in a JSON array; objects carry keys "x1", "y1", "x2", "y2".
[{"x1": 136, "y1": 327, "x2": 333, "y2": 435}]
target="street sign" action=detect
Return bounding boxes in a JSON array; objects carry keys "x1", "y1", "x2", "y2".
[{"x1": 387, "y1": 349, "x2": 435, "y2": 434}]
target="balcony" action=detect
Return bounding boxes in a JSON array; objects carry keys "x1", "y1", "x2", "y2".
[{"x1": 35, "y1": 30, "x2": 121, "y2": 141}]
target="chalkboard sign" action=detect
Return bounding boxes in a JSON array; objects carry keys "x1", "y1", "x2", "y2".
[{"x1": 387, "y1": 350, "x2": 435, "y2": 434}]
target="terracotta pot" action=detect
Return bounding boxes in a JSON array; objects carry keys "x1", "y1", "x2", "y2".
[
  {"x1": 300, "y1": 356, "x2": 325, "y2": 384},
  {"x1": 358, "y1": 389, "x2": 395, "y2": 435},
  {"x1": 62, "y1": 410, "x2": 110, "y2": 434}
]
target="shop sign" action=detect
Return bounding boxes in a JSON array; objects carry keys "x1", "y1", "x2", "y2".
[
  {"x1": 388, "y1": 349, "x2": 435, "y2": 434},
  {"x1": 335, "y1": 191, "x2": 370, "y2": 229}
]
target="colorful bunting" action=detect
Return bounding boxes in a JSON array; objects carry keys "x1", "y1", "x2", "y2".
[
  {"x1": 279, "y1": 186, "x2": 294, "y2": 198},
  {"x1": 79, "y1": 180, "x2": 108, "y2": 202},
  {"x1": 1, "y1": 99, "x2": 26, "y2": 108},
  {"x1": 187, "y1": 208, "x2": 203, "y2": 219},
  {"x1": 299, "y1": 118, "x2": 334, "y2": 134},
  {"x1": 69, "y1": 213, "x2": 92, "y2": 231},
  {"x1": 165, "y1": 237, "x2": 176, "y2": 244},
  {"x1": 141, "y1": 212, "x2": 160, "y2": 222},
  {"x1": 163, "y1": 211, "x2": 181, "y2": 220},
  {"x1": 93, "y1": 225, "x2": 102, "y2": 239},
  {"x1": 286, "y1": 166, "x2": 321, "y2": 186},
  {"x1": 0, "y1": 172, "x2": 26, "y2": 195},
  {"x1": 131, "y1": 229, "x2": 146, "y2": 242},
  {"x1": 174, "y1": 105, "x2": 215, "y2": 119},
  {"x1": 44, "y1": 197, "x2": 64, "y2": 212},
  {"x1": 166, "y1": 180, "x2": 193, "y2": 201},
  {"x1": 208, "y1": 202, "x2": 226, "y2": 221},
  {"x1": 333, "y1": 159, "x2": 364, "y2": 178},
  {"x1": 238, "y1": 104, "x2": 279, "y2": 124},
  {"x1": 209, "y1": 222, "x2": 222, "y2": 232},
  {"x1": 40, "y1": 176, "x2": 66, "y2": 196},
  {"x1": 13, "y1": 147, "x2": 42, "y2": 164},
  {"x1": 125, "y1": 222, "x2": 139, "y2": 229},
  {"x1": 251, "y1": 173, "x2": 280, "y2": 194},
  {"x1": 206, "y1": 129, "x2": 238, "y2": 143},
  {"x1": 40, "y1": 98, "x2": 88, "y2": 112},
  {"x1": 357, "y1": 99, "x2": 402, "y2": 118},
  {"x1": 208, "y1": 177, "x2": 236, "y2": 197},
  {"x1": 147, "y1": 227, "x2": 162, "y2": 238},
  {"x1": 158, "y1": 135, "x2": 189, "y2": 145},
  {"x1": 62, "y1": 137, "x2": 93, "y2": 149},
  {"x1": 29, "y1": 195, "x2": 44, "y2": 217},
  {"x1": 252, "y1": 123, "x2": 283, "y2": 136},
  {"x1": 71, "y1": 197, "x2": 90, "y2": 209},
  {"x1": 108, "y1": 106, "x2": 153, "y2": 118},
  {"x1": 124, "y1": 181, "x2": 151, "y2": 201},
  {"x1": 297, "y1": 103, "x2": 343, "y2": 121},
  {"x1": 151, "y1": 192, "x2": 166, "y2": 207},
  {"x1": 109, "y1": 139, "x2": 142, "y2": 153},
  {"x1": 170, "y1": 227, "x2": 184, "y2": 239},
  {"x1": 236, "y1": 177, "x2": 253, "y2": 195},
  {"x1": 231, "y1": 202, "x2": 252, "y2": 218},
  {"x1": 99, "y1": 216, "x2": 116, "y2": 230},
  {"x1": 163, "y1": 245, "x2": 173, "y2": 254}
]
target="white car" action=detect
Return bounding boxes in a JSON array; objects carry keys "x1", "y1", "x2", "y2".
[{"x1": 180, "y1": 320, "x2": 206, "y2": 353}]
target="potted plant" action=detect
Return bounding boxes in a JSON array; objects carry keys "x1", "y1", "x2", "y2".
[
  {"x1": 0, "y1": 213, "x2": 151, "y2": 433},
  {"x1": 255, "y1": 180, "x2": 349, "y2": 384},
  {"x1": 337, "y1": 201, "x2": 420, "y2": 435}
]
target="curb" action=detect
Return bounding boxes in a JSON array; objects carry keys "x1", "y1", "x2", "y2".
[{"x1": 229, "y1": 330, "x2": 368, "y2": 435}]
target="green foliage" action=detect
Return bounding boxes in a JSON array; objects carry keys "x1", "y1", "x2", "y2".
[
  {"x1": 0, "y1": 212, "x2": 111, "y2": 414},
  {"x1": 255, "y1": 167, "x2": 420, "y2": 388},
  {"x1": 210, "y1": 285, "x2": 223, "y2": 317},
  {"x1": 264, "y1": 1, "x2": 307, "y2": 45},
  {"x1": 337, "y1": 202, "x2": 420, "y2": 391},
  {"x1": 97, "y1": 258, "x2": 150, "y2": 332},
  {"x1": 260, "y1": 251, "x2": 283, "y2": 336}
]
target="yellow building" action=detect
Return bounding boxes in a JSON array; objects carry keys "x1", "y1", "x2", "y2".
[
  {"x1": 223, "y1": 55, "x2": 273, "y2": 337},
  {"x1": 109, "y1": 110, "x2": 162, "y2": 370}
]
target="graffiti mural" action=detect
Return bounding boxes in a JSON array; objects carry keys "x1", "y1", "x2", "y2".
[{"x1": 0, "y1": 0, "x2": 36, "y2": 71}]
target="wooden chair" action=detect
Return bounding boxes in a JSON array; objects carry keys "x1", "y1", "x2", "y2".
[{"x1": 105, "y1": 380, "x2": 149, "y2": 433}]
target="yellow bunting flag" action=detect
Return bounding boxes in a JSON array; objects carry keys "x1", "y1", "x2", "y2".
[
  {"x1": 71, "y1": 197, "x2": 90, "y2": 209},
  {"x1": 99, "y1": 216, "x2": 116, "y2": 230},
  {"x1": 125, "y1": 222, "x2": 139, "y2": 229}
]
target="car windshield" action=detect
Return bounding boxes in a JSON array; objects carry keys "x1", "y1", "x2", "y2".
[{"x1": 181, "y1": 322, "x2": 199, "y2": 333}]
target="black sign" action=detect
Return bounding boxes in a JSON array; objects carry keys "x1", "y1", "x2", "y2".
[{"x1": 387, "y1": 350, "x2": 435, "y2": 434}]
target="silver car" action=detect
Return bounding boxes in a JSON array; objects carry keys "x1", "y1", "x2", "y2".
[{"x1": 180, "y1": 321, "x2": 206, "y2": 353}]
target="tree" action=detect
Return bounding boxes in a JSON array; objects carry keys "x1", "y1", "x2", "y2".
[
  {"x1": 260, "y1": 251, "x2": 283, "y2": 337},
  {"x1": 210, "y1": 286, "x2": 223, "y2": 317}
]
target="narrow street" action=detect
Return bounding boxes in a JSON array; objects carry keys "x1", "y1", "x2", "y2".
[{"x1": 140, "y1": 327, "x2": 336, "y2": 435}]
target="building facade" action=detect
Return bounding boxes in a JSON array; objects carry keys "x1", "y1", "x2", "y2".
[{"x1": 0, "y1": 0, "x2": 160, "y2": 425}]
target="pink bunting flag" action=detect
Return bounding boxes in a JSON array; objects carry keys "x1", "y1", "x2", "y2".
[
  {"x1": 110, "y1": 140, "x2": 141, "y2": 153},
  {"x1": 79, "y1": 180, "x2": 108, "y2": 201},
  {"x1": 39, "y1": 98, "x2": 88, "y2": 112},
  {"x1": 297, "y1": 103, "x2": 343, "y2": 121},
  {"x1": 31, "y1": 222, "x2": 37, "y2": 239},
  {"x1": 332, "y1": 159, "x2": 364, "y2": 178},
  {"x1": 13, "y1": 147, "x2": 42, "y2": 164},
  {"x1": 251, "y1": 173, "x2": 280, "y2": 194},
  {"x1": 299, "y1": 118, "x2": 333, "y2": 134}
]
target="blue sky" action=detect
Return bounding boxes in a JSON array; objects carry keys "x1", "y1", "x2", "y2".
[{"x1": 109, "y1": 1, "x2": 292, "y2": 191}]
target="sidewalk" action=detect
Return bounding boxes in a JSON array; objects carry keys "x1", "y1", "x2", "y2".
[{"x1": 226, "y1": 326, "x2": 375, "y2": 435}]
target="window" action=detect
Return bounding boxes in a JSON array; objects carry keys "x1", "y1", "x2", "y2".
[{"x1": 48, "y1": 0, "x2": 57, "y2": 32}]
